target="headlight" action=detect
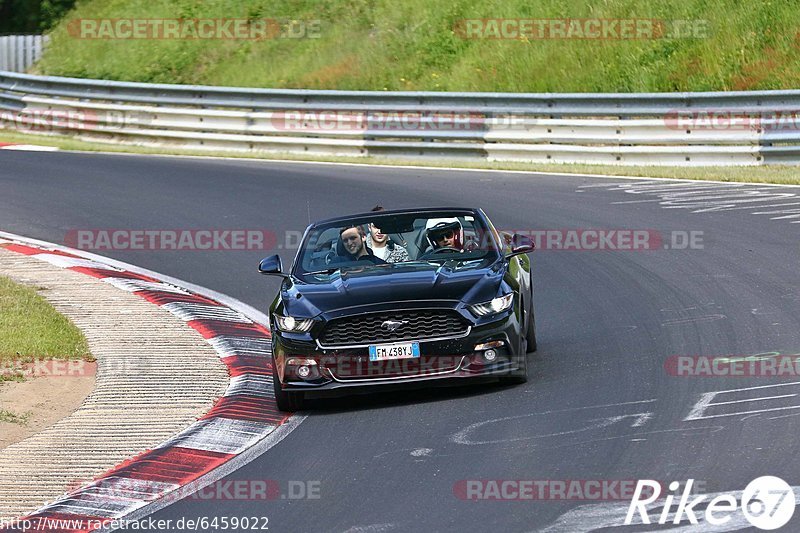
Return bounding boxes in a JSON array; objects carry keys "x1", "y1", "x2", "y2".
[
  {"x1": 469, "y1": 294, "x2": 514, "y2": 317},
  {"x1": 274, "y1": 314, "x2": 314, "y2": 333}
]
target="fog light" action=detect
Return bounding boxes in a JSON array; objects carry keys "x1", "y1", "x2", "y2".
[
  {"x1": 475, "y1": 340, "x2": 505, "y2": 351},
  {"x1": 297, "y1": 365, "x2": 311, "y2": 378},
  {"x1": 286, "y1": 358, "x2": 317, "y2": 367},
  {"x1": 484, "y1": 349, "x2": 497, "y2": 362}
]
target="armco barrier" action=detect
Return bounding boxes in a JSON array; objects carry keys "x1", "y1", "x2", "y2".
[
  {"x1": 0, "y1": 37, "x2": 47, "y2": 73},
  {"x1": 1, "y1": 70, "x2": 799, "y2": 165}
]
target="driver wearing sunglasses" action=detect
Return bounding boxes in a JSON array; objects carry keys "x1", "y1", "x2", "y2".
[{"x1": 425, "y1": 218, "x2": 464, "y2": 251}]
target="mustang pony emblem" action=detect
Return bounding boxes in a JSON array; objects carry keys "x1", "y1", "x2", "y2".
[{"x1": 381, "y1": 320, "x2": 409, "y2": 332}]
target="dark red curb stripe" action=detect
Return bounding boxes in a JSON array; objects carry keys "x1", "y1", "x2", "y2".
[
  {"x1": 68, "y1": 266, "x2": 159, "y2": 282},
  {"x1": 136, "y1": 290, "x2": 221, "y2": 307},
  {"x1": 101, "y1": 447, "x2": 234, "y2": 486},
  {"x1": 223, "y1": 356, "x2": 274, "y2": 377},
  {"x1": 2, "y1": 243, "x2": 78, "y2": 257},
  {"x1": 0, "y1": 241, "x2": 293, "y2": 532}
]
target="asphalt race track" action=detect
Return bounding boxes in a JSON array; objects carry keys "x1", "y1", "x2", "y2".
[{"x1": 2, "y1": 151, "x2": 799, "y2": 532}]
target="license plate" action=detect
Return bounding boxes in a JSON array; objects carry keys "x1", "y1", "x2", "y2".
[{"x1": 369, "y1": 342, "x2": 420, "y2": 361}]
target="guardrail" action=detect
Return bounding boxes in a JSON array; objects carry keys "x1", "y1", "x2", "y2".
[
  {"x1": 1, "y1": 70, "x2": 799, "y2": 165},
  {"x1": 0, "y1": 36, "x2": 47, "y2": 73}
]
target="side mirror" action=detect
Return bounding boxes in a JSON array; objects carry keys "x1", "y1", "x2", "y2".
[
  {"x1": 508, "y1": 244, "x2": 534, "y2": 257},
  {"x1": 505, "y1": 233, "x2": 534, "y2": 258},
  {"x1": 258, "y1": 254, "x2": 286, "y2": 276}
]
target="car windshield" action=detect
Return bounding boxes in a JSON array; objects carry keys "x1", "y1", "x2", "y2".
[{"x1": 294, "y1": 211, "x2": 500, "y2": 279}]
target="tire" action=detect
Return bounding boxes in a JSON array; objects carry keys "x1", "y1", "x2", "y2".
[
  {"x1": 501, "y1": 295, "x2": 529, "y2": 384},
  {"x1": 272, "y1": 362, "x2": 304, "y2": 412},
  {"x1": 502, "y1": 351, "x2": 529, "y2": 384},
  {"x1": 525, "y1": 304, "x2": 537, "y2": 353}
]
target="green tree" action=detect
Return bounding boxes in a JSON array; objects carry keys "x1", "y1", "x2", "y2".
[{"x1": 0, "y1": 0, "x2": 76, "y2": 34}]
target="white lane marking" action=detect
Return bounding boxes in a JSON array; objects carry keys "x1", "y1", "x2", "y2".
[
  {"x1": 629, "y1": 412, "x2": 653, "y2": 427},
  {"x1": 208, "y1": 336, "x2": 272, "y2": 357},
  {"x1": 753, "y1": 205, "x2": 800, "y2": 214},
  {"x1": 77, "y1": 476, "x2": 179, "y2": 502},
  {"x1": 684, "y1": 381, "x2": 800, "y2": 421},
  {"x1": 768, "y1": 411, "x2": 800, "y2": 421},
  {"x1": 410, "y1": 448, "x2": 433, "y2": 457},
  {"x1": 38, "y1": 497, "x2": 144, "y2": 518},
  {"x1": 451, "y1": 401, "x2": 656, "y2": 445},
  {"x1": 689, "y1": 405, "x2": 800, "y2": 421},
  {"x1": 161, "y1": 302, "x2": 253, "y2": 323},
  {"x1": 225, "y1": 374, "x2": 274, "y2": 397},
  {"x1": 661, "y1": 315, "x2": 726, "y2": 326},
  {"x1": 582, "y1": 181, "x2": 800, "y2": 224},
  {"x1": 157, "y1": 417, "x2": 276, "y2": 455},
  {"x1": 101, "y1": 277, "x2": 190, "y2": 294},
  {"x1": 32, "y1": 252, "x2": 123, "y2": 271},
  {"x1": 708, "y1": 394, "x2": 797, "y2": 407},
  {"x1": 0, "y1": 144, "x2": 59, "y2": 151}
]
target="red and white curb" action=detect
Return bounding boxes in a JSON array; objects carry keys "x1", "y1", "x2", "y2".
[
  {"x1": 0, "y1": 142, "x2": 59, "y2": 152},
  {"x1": 0, "y1": 232, "x2": 304, "y2": 532}
]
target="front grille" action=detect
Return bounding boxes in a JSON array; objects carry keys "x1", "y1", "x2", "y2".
[{"x1": 320, "y1": 309, "x2": 469, "y2": 347}]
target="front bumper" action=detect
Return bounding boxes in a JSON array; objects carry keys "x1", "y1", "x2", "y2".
[{"x1": 272, "y1": 309, "x2": 522, "y2": 395}]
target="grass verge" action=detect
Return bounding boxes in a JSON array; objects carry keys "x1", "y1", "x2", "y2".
[
  {"x1": 1, "y1": 129, "x2": 799, "y2": 185},
  {"x1": 35, "y1": 0, "x2": 800, "y2": 92},
  {"x1": 0, "y1": 409, "x2": 32, "y2": 425},
  {"x1": 0, "y1": 274, "x2": 92, "y2": 383}
]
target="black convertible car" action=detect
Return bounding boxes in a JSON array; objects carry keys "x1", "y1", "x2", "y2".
[{"x1": 259, "y1": 207, "x2": 536, "y2": 411}]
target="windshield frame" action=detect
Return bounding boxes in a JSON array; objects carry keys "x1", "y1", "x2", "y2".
[{"x1": 289, "y1": 208, "x2": 502, "y2": 280}]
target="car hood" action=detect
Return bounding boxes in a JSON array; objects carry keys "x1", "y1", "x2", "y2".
[{"x1": 282, "y1": 262, "x2": 505, "y2": 317}]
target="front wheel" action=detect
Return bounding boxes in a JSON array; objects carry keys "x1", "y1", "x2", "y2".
[
  {"x1": 501, "y1": 300, "x2": 529, "y2": 384},
  {"x1": 526, "y1": 306, "x2": 537, "y2": 353},
  {"x1": 501, "y1": 349, "x2": 528, "y2": 384},
  {"x1": 272, "y1": 362, "x2": 304, "y2": 412}
]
